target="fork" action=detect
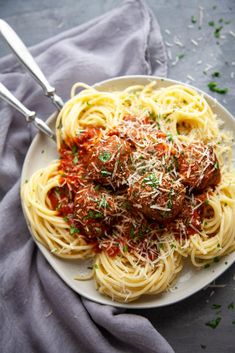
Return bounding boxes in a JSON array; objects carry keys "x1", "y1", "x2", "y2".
[
  {"x1": 0, "y1": 82, "x2": 56, "y2": 141},
  {"x1": 0, "y1": 19, "x2": 64, "y2": 110}
]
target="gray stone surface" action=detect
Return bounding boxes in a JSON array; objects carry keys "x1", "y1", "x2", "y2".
[{"x1": 0, "y1": 1, "x2": 235, "y2": 352}]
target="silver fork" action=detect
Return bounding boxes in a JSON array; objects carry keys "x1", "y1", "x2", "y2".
[
  {"x1": 0, "y1": 19, "x2": 64, "y2": 110},
  {"x1": 0, "y1": 82, "x2": 56, "y2": 141}
]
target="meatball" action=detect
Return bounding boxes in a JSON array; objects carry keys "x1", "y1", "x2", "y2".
[
  {"x1": 178, "y1": 142, "x2": 221, "y2": 191},
  {"x1": 74, "y1": 185, "x2": 117, "y2": 238},
  {"x1": 115, "y1": 116, "x2": 165, "y2": 150},
  {"x1": 86, "y1": 135, "x2": 132, "y2": 188},
  {"x1": 167, "y1": 198, "x2": 202, "y2": 238},
  {"x1": 128, "y1": 171, "x2": 186, "y2": 222}
]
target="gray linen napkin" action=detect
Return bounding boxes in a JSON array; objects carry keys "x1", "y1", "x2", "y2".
[{"x1": 0, "y1": 1, "x2": 173, "y2": 352}]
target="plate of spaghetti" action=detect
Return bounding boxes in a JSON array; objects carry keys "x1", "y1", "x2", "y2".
[{"x1": 21, "y1": 76, "x2": 235, "y2": 307}]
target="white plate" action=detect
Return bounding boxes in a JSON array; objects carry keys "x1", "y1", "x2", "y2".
[{"x1": 21, "y1": 75, "x2": 235, "y2": 309}]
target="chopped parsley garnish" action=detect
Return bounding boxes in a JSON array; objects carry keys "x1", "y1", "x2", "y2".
[
  {"x1": 123, "y1": 244, "x2": 129, "y2": 252},
  {"x1": 72, "y1": 145, "x2": 77, "y2": 154},
  {"x1": 73, "y1": 155, "x2": 79, "y2": 164},
  {"x1": 98, "y1": 151, "x2": 111, "y2": 163},
  {"x1": 204, "y1": 263, "x2": 210, "y2": 269},
  {"x1": 204, "y1": 199, "x2": 209, "y2": 205},
  {"x1": 208, "y1": 21, "x2": 215, "y2": 26},
  {"x1": 214, "y1": 161, "x2": 219, "y2": 169},
  {"x1": 213, "y1": 257, "x2": 220, "y2": 263},
  {"x1": 167, "y1": 189, "x2": 173, "y2": 210},
  {"x1": 56, "y1": 204, "x2": 61, "y2": 211},
  {"x1": 98, "y1": 195, "x2": 109, "y2": 209},
  {"x1": 87, "y1": 210, "x2": 103, "y2": 219},
  {"x1": 41, "y1": 149, "x2": 45, "y2": 154},
  {"x1": 94, "y1": 264, "x2": 99, "y2": 269},
  {"x1": 208, "y1": 82, "x2": 228, "y2": 94},
  {"x1": 177, "y1": 54, "x2": 185, "y2": 59},
  {"x1": 191, "y1": 16, "x2": 197, "y2": 24},
  {"x1": 123, "y1": 200, "x2": 131, "y2": 210},
  {"x1": 212, "y1": 71, "x2": 220, "y2": 77},
  {"x1": 130, "y1": 227, "x2": 135, "y2": 238},
  {"x1": 100, "y1": 169, "x2": 112, "y2": 177},
  {"x1": 148, "y1": 111, "x2": 157, "y2": 120},
  {"x1": 142, "y1": 173, "x2": 159, "y2": 189},
  {"x1": 50, "y1": 247, "x2": 58, "y2": 253},
  {"x1": 167, "y1": 132, "x2": 174, "y2": 142},
  {"x1": 70, "y1": 226, "x2": 80, "y2": 235},
  {"x1": 167, "y1": 199, "x2": 173, "y2": 209},
  {"x1": 94, "y1": 185, "x2": 101, "y2": 191},
  {"x1": 205, "y1": 317, "x2": 221, "y2": 329},
  {"x1": 214, "y1": 26, "x2": 223, "y2": 38},
  {"x1": 94, "y1": 227, "x2": 102, "y2": 234},
  {"x1": 156, "y1": 121, "x2": 161, "y2": 130},
  {"x1": 63, "y1": 216, "x2": 68, "y2": 222},
  {"x1": 212, "y1": 304, "x2": 221, "y2": 310},
  {"x1": 228, "y1": 302, "x2": 234, "y2": 309}
]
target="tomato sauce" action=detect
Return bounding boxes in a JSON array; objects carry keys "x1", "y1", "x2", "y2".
[{"x1": 47, "y1": 123, "x2": 220, "y2": 259}]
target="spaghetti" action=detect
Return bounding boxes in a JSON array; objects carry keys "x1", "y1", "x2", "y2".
[{"x1": 21, "y1": 82, "x2": 235, "y2": 302}]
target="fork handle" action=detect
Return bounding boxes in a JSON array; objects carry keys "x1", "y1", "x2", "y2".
[
  {"x1": 0, "y1": 82, "x2": 55, "y2": 141},
  {"x1": 0, "y1": 19, "x2": 64, "y2": 110},
  {"x1": 0, "y1": 82, "x2": 35, "y2": 121}
]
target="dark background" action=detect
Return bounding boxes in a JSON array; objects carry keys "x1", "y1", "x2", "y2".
[{"x1": 1, "y1": 1, "x2": 235, "y2": 352}]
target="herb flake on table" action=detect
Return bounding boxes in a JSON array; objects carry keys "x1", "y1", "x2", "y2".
[
  {"x1": 214, "y1": 26, "x2": 223, "y2": 38},
  {"x1": 191, "y1": 16, "x2": 197, "y2": 24},
  {"x1": 228, "y1": 302, "x2": 234, "y2": 309},
  {"x1": 208, "y1": 82, "x2": 228, "y2": 94},
  {"x1": 177, "y1": 54, "x2": 185, "y2": 59},
  {"x1": 212, "y1": 304, "x2": 221, "y2": 310},
  {"x1": 205, "y1": 317, "x2": 221, "y2": 329},
  {"x1": 211, "y1": 71, "x2": 220, "y2": 78}
]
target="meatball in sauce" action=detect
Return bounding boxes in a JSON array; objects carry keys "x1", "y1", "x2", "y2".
[
  {"x1": 74, "y1": 185, "x2": 117, "y2": 239},
  {"x1": 86, "y1": 135, "x2": 132, "y2": 189},
  {"x1": 178, "y1": 142, "x2": 221, "y2": 191},
  {"x1": 128, "y1": 171, "x2": 186, "y2": 222}
]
